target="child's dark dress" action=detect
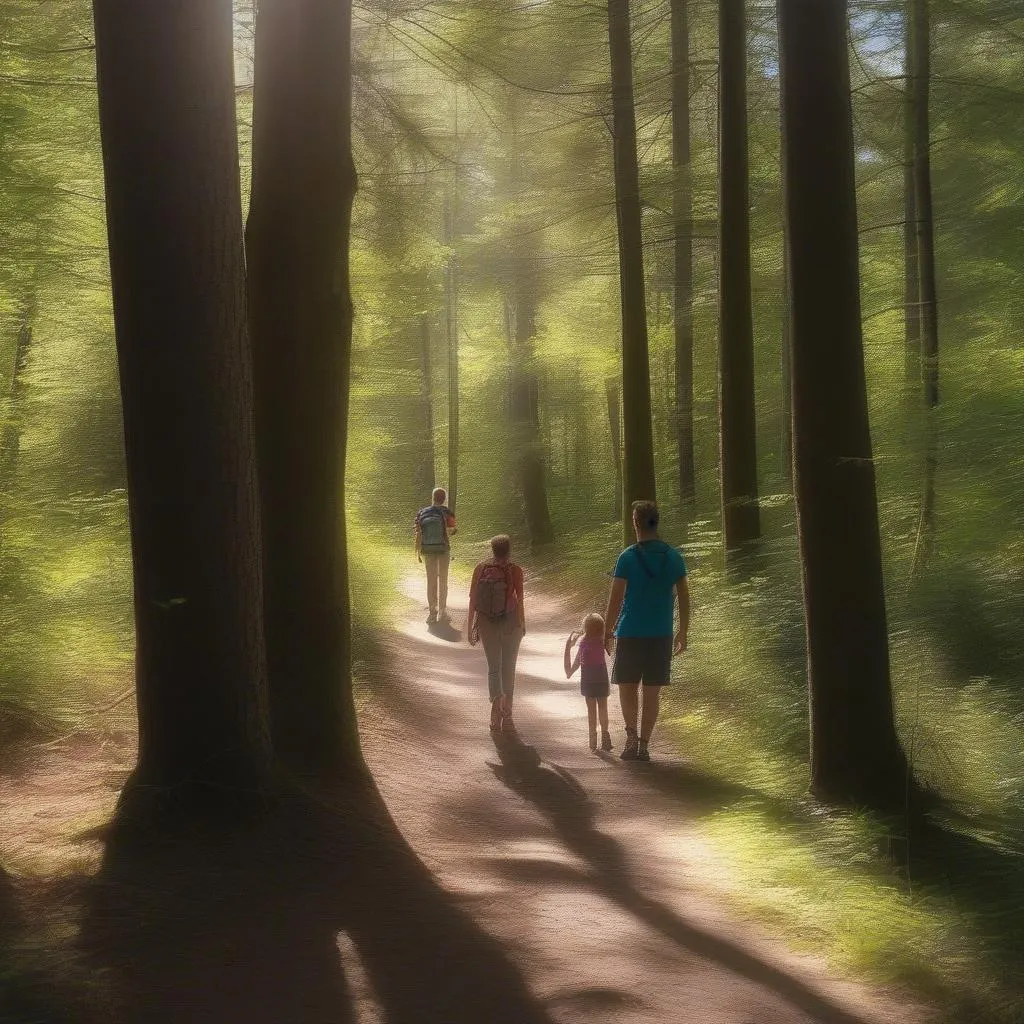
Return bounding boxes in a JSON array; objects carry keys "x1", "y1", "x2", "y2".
[{"x1": 578, "y1": 636, "x2": 610, "y2": 699}]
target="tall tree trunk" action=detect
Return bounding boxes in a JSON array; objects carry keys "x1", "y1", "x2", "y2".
[
  {"x1": 780, "y1": 237, "x2": 793, "y2": 487},
  {"x1": 671, "y1": 0, "x2": 696, "y2": 508},
  {"x1": 910, "y1": 0, "x2": 939, "y2": 408},
  {"x1": 778, "y1": 0, "x2": 914, "y2": 812},
  {"x1": 504, "y1": 95, "x2": 554, "y2": 546},
  {"x1": 246, "y1": 0, "x2": 362, "y2": 779},
  {"x1": 444, "y1": 193, "x2": 460, "y2": 513},
  {"x1": 606, "y1": 379, "x2": 623, "y2": 522},
  {"x1": 92, "y1": 0, "x2": 273, "y2": 800},
  {"x1": 608, "y1": 0, "x2": 657, "y2": 543},
  {"x1": 902, "y1": 5, "x2": 921, "y2": 388},
  {"x1": 418, "y1": 314, "x2": 436, "y2": 495},
  {"x1": 718, "y1": 0, "x2": 761, "y2": 551},
  {"x1": 507, "y1": 287, "x2": 555, "y2": 546}
]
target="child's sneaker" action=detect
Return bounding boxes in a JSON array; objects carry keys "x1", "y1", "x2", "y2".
[
  {"x1": 620, "y1": 733, "x2": 640, "y2": 761},
  {"x1": 601, "y1": 731, "x2": 613, "y2": 752},
  {"x1": 637, "y1": 740, "x2": 651, "y2": 762}
]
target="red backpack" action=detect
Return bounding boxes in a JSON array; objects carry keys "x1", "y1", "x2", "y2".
[{"x1": 475, "y1": 562, "x2": 513, "y2": 619}]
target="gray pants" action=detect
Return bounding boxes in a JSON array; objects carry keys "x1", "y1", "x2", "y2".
[
  {"x1": 477, "y1": 614, "x2": 523, "y2": 703},
  {"x1": 422, "y1": 551, "x2": 450, "y2": 615}
]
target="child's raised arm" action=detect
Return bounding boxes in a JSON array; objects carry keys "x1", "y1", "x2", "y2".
[{"x1": 564, "y1": 632, "x2": 582, "y2": 678}]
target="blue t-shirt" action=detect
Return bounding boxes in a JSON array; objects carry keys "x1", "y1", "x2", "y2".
[{"x1": 613, "y1": 540, "x2": 687, "y2": 638}]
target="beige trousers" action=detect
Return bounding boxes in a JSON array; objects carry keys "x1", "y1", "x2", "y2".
[
  {"x1": 423, "y1": 551, "x2": 450, "y2": 615},
  {"x1": 477, "y1": 613, "x2": 523, "y2": 703}
]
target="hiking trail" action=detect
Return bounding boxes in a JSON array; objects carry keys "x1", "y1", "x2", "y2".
[{"x1": 358, "y1": 569, "x2": 935, "y2": 1024}]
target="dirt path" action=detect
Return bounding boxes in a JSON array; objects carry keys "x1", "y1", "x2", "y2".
[
  {"x1": 359, "y1": 572, "x2": 936, "y2": 1024},
  {"x1": 0, "y1": 572, "x2": 938, "y2": 1024}
]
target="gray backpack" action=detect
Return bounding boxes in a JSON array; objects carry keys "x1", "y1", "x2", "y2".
[{"x1": 419, "y1": 507, "x2": 448, "y2": 554}]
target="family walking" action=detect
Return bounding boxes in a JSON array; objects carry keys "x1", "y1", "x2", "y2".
[{"x1": 413, "y1": 492, "x2": 690, "y2": 762}]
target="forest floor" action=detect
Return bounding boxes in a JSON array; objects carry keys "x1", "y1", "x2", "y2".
[
  {"x1": 355, "y1": 571, "x2": 938, "y2": 1024},
  {"x1": 0, "y1": 570, "x2": 942, "y2": 1024}
]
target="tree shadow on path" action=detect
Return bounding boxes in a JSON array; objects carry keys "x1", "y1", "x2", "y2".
[
  {"x1": 489, "y1": 749, "x2": 881, "y2": 1024},
  {"x1": 77, "y1": 782, "x2": 557, "y2": 1024}
]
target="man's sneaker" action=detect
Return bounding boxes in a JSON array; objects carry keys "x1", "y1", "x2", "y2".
[
  {"x1": 426, "y1": 610, "x2": 437, "y2": 624},
  {"x1": 637, "y1": 741, "x2": 651, "y2": 762},
  {"x1": 501, "y1": 716, "x2": 519, "y2": 741},
  {"x1": 601, "y1": 731, "x2": 613, "y2": 752},
  {"x1": 438, "y1": 610, "x2": 450, "y2": 625},
  {"x1": 589, "y1": 733, "x2": 598, "y2": 752},
  {"x1": 620, "y1": 734, "x2": 640, "y2": 761}
]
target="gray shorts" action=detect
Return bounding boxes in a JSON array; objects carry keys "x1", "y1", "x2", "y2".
[{"x1": 611, "y1": 635, "x2": 673, "y2": 686}]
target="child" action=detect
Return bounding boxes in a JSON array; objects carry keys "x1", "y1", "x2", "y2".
[{"x1": 564, "y1": 613, "x2": 613, "y2": 752}]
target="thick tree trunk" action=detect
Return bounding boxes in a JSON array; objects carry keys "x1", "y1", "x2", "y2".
[
  {"x1": 246, "y1": 0, "x2": 362, "y2": 779},
  {"x1": 608, "y1": 0, "x2": 657, "y2": 543},
  {"x1": 718, "y1": 0, "x2": 761, "y2": 550},
  {"x1": 444, "y1": 194, "x2": 459, "y2": 513},
  {"x1": 910, "y1": 0, "x2": 939, "y2": 408},
  {"x1": 902, "y1": 6, "x2": 921, "y2": 387},
  {"x1": 671, "y1": 0, "x2": 696, "y2": 508},
  {"x1": 606, "y1": 379, "x2": 623, "y2": 522},
  {"x1": 92, "y1": 0, "x2": 273, "y2": 796},
  {"x1": 778, "y1": 0, "x2": 914, "y2": 812},
  {"x1": 507, "y1": 291, "x2": 555, "y2": 546},
  {"x1": 504, "y1": 96, "x2": 554, "y2": 546},
  {"x1": 418, "y1": 314, "x2": 436, "y2": 495}
]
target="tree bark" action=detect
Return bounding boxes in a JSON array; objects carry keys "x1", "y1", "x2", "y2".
[
  {"x1": 910, "y1": 0, "x2": 939, "y2": 408},
  {"x1": 718, "y1": 0, "x2": 761, "y2": 551},
  {"x1": 92, "y1": 0, "x2": 273, "y2": 797},
  {"x1": 606, "y1": 379, "x2": 623, "y2": 522},
  {"x1": 902, "y1": 5, "x2": 921, "y2": 387},
  {"x1": 504, "y1": 95, "x2": 554, "y2": 547},
  {"x1": 778, "y1": 0, "x2": 914, "y2": 812},
  {"x1": 245, "y1": 0, "x2": 363, "y2": 779},
  {"x1": 671, "y1": 0, "x2": 696, "y2": 508},
  {"x1": 444, "y1": 193, "x2": 460, "y2": 513},
  {"x1": 418, "y1": 314, "x2": 437, "y2": 495},
  {"x1": 780, "y1": 236, "x2": 793, "y2": 487},
  {"x1": 608, "y1": 0, "x2": 657, "y2": 543}
]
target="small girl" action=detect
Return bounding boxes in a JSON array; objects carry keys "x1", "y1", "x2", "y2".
[{"x1": 564, "y1": 613, "x2": 613, "y2": 752}]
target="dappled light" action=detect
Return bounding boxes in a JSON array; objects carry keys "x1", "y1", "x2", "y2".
[{"x1": 1, "y1": 0, "x2": 1022, "y2": 1023}]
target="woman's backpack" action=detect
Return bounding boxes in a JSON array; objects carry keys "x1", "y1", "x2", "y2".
[{"x1": 475, "y1": 562, "x2": 512, "y2": 619}]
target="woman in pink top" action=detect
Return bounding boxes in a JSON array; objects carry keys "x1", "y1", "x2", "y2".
[
  {"x1": 468, "y1": 534, "x2": 526, "y2": 737},
  {"x1": 564, "y1": 613, "x2": 613, "y2": 752}
]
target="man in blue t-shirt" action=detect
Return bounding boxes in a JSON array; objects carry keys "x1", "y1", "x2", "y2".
[{"x1": 603, "y1": 499, "x2": 690, "y2": 761}]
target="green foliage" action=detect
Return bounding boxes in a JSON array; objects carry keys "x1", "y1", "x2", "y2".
[{"x1": 0, "y1": 0, "x2": 1022, "y2": 1019}]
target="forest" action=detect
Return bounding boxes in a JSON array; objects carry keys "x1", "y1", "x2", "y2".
[{"x1": 1, "y1": 1, "x2": 1022, "y2": 1022}]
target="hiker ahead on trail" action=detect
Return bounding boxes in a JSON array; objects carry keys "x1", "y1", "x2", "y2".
[
  {"x1": 414, "y1": 487, "x2": 457, "y2": 625},
  {"x1": 467, "y1": 534, "x2": 526, "y2": 739},
  {"x1": 603, "y1": 499, "x2": 690, "y2": 762}
]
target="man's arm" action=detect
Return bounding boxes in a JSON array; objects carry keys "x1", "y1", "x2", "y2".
[
  {"x1": 446, "y1": 512, "x2": 457, "y2": 537},
  {"x1": 604, "y1": 577, "x2": 626, "y2": 655},
  {"x1": 413, "y1": 517, "x2": 422, "y2": 561},
  {"x1": 674, "y1": 577, "x2": 690, "y2": 654}
]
